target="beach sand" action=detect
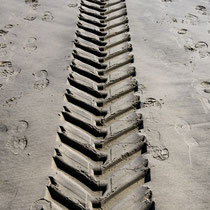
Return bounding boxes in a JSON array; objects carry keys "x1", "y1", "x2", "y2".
[{"x1": 0, "y1": 0, "x2": 210, "y2": 209}]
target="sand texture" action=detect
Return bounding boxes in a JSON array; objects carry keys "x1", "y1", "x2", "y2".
[{"x1": 0, "y1": 0, "x2": 210, "y2": 209}]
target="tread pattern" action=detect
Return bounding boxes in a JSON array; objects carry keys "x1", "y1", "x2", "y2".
[{"x1": 44, "y1": 0, "x2": 154, "y2": 209}]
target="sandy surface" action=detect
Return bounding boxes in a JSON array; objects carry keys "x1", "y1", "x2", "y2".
[{"x1": 0, "y1": 0, "x2": 210, "y2": 209}]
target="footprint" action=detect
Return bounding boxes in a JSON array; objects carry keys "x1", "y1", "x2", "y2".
[
  {"x1": 6, "y1": 120, "x2": 29, "y2": 155},
  {"x1": 4, "y1": 24, "x2": 14, "y2": 29},
  {"x1": 177, "y1": 28, "x2": 188, "y2": 34},
  {"x1": 203, "y1": 89, "x2": 210, "y2": 93},
  {"x1": 0, "y1": 61, "x2": 21, "y2": 80},
  {"x1": 0, "y1": 30, "x2": 8, "y2": 36},
  {"x1": 144, "y1": 129, "x2": 169, "y2": 161},
  {"x1": 30, "y1": 199, "x2": 52, "y2": 210},
  {"x1": 150, "y1": 146, "x2": 169, "y2": 161},
  {"x1": 175, "y1": 118, "x2": 191, "y2": 136},
  {"x1": 0, "y1": 43, "x2": 7, "y2": 49},
  {"x1": 24, "y1": 15, "x2": 37, "y2": 21},
  {"x1": 33, "y1": 69, "x2": 48, "y2": 79},
  {"x1": 142, "y1": 98, "x2": 162, "y2": 108},
  {"x1": 25, "y1": 0, "x2": 39, "y2": 9},
  {"x1": 23, "y1": 37, "x2": 37, "y2": 53},
  {"x1": 42, "y1": 11, "x2": 54, "y2": 22},
  {"x1": 184, "y1": 13, "x2": 199, "y2": 25},
  {"x1": 195, "y1": 41, "x2": 208, "y2": 49},
  {"x1": 195, "y1": 5, "x2": 207, "y2": 15},
  {"x1": 6, "y1": 136, "x2": 27, "y2": 155},
  {"x1": 201, "y1": 80, "x2": 210, "y2": 88},
  {"x1": 198, "y1": 51, "x2": 210, "y2": 58},
  {"x1": 33, "y1": 70, "x2": 49, "y2": 90},
  {"x1": 16, "y1": 120, "x2": 29, "y2": 133},
  {"x1": 68, "y1": 3, "x2": 78, "y2": 7}
]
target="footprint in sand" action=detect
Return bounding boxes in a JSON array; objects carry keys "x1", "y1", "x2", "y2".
[
  {"x1": 0, "y1": 61, "x2": 21, "y2": 80},
  {"x1": 4, "y1": 24, "x2": 14, "y2": 29},
  {"x1": 184, "y1": 13, "x2": 200, "y2": 25},
  {"x1": 0, "y1": 30, "x2": 8, "y2": 36},
  {"x1": 33, "y1": 70, "x2": 49, "y2": 90},
  {"x1": 195, "y1": 41, "x2": 210, "y2": 58},
  {"x1": 144, "y1": 129, "x2": 169, "y2": 161},
  {"x1": 201, "y1": 81, "x2": 210, "y2": 94},
  {"x1": 24, "y1": 15, "x2": 37, "y2": 21},
  {"x1": 68, "y1": 3, "x2": 78, "y2": 7},
  {"x1": 42, "y1": 11, "x2": 54, "y2": 22},
  {"x1": 195, "y1": 5, "x2": 207, "y2": 15},
  {"x1": 25, "y1": 0, "x2": 39, "y2": 10},
  {"x1": 141, "y1": 97, "x2": 162, "y2": 108},
  {"x1": 6, "y1": 120, "x2": 29, "y2": 155},
  {"x1": 23, "y1": 37, "x2": 37, "y2": 53}
]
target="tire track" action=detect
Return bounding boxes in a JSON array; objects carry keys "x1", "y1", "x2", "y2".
[{"x1": 41, "y1": 0, "x2": 154, "y2": 209}]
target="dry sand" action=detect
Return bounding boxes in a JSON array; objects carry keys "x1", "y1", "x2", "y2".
[{"x1": 0, "y1": 0, "x2": 210, "y2": 209}]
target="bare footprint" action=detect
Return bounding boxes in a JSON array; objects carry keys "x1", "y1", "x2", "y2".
[
  {"x1": 175, "y1": 118, "x2": 191, "y2": 136},
  {"x1": 33, "y1": 70, "x2": 49, "y2": 90},
  {"x1": 23, "y1": 37, "x2": 37, "y2": 53},
  {"x1": 42, "y1": 11, "x2": 54, "y2": 22},
  {"x1": 184, "y1": 13, "x2": 199, "y2": 25},
  {"x1": 142, "y1": 98, "x2": 162, "y2": 108},
  {"x1": 195, "y1": 5, "x2": 207, "y2": 15}
]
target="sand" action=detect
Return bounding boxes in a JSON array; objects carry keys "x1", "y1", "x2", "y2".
[{"x1": 0, "y1": 0, "x2": 210, "y2": 209}]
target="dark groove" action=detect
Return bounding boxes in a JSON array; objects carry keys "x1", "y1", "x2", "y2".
[
  {"x1": 68, "y1": 77, "x2": 107, "y2": 98},
  {"x1": 84, "y1": 0, "x2": 106, "y2": 6},
  {"x1": 58, "y1": 131, "x2": 107, "y2": 162},
  {"x1": 77, "y1": 22, "x2": 107, "y2": 36},
  {"x1": 65, "y1": 92, "x2": 107, "y2": 116},
  {"x1": 104, "y1": 4, "x2": 126, "y2": 15},
  {"x1": 70, "y1": 63, "x2": 107, "y2": 83},
  {"x1": 105, "y1": 10, "x2": 127, "y2": 22},
  {"x1": 73, "y1": 50, "x2": 107, "y2": 69},
  {"x1": 47, "y1": 184, "x2": 83, "y2": 210},
  {"x1": 81, "y1": 1, "x2": 106, "y2": 12},
  {"x1": 74, "y1": 40, "x2": 107, "y2": 57},
  {"x1": 79, "y1": 15, "x2": 107, "y2": 28},
  {"x1": 62, "y1": 111, "x2": 107, "y2": 138},
  {"x1": 79, "y1": 7, "x2": 106, "y2": 20},
  {"x1": 104, "y1": 25, "x2": 129, "y2": 40},
  {"x1": 76, "y1": 31, "x2": 107, "y2": 46},
  {"x1": 53, "y1": 155, "x2": 107, "y2": 192}
]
